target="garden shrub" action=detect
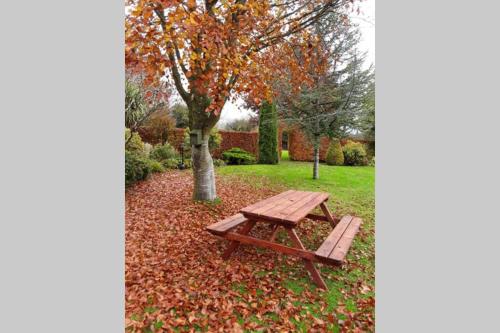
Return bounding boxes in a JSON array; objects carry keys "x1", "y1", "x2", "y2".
[
  {"x1": 162, "y1": 158, "x2": 180, "y2": 169},
  {"x1": 125, "y1": 128, "x2": 145, "y2": 154},
  {"x1": 222, "y1": 147, "x2": 256, "y2": 165},
  {"x1": 213, "y1": 159, "x2": 226, "y2": 167},
  {"x1": 325, "y1": 138, "x2": 344, "y2": 166},
  {"x1": 369, "y1": 156, "x2": 375, "y2": 167},
  {"x1": 143, "y1": 143, "x2": 153, "y2": 157},
  {"x1": 342, "y1": 141, "x2": 368, "y2": 166},
  {"x1": 147, "y1": 159, "x2": 165, "y2": 173},
  {"x1": 125, "y1": 150, "x2": 151, "y2": 186},
  {"x1": 150, "y1": 142, "x2": 178, "y2": 162},
  {"x1": 184, "y1": 158, "x2": 192, "y2": 168},
  {"x1": 140, "y1": 109, "x2": 176, "y2": 144},
  {"x1": 365, "y1": 141, "x2": 375, "y2": 159},
  {"x1": 258, "y1": 101, "x2": 279, "y2": 164}
]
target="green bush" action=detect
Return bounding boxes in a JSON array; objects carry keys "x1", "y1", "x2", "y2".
[
  {"x1": 147, "y1": 159, "x2": 165, "y2": 173},
  {"x1": 125, "y1": 151, "x2": 151, "y2": 186},
  {"x1": 222, "y1": 148, "x2": 256, "y2": 165},
  {"x1": 125, "y1": 128, "x2": 145, "y2": 154},
  {"x1": 162, "y1": 158, "x2": 180, "y2": 169},
  {"x1": 369, "y1": 156, "x2": 375, "y2": 167},
  {"x1": 150, "y1": 142, "x2": 178, "y2": 162},
  {"x1": 365, "y1": 141, "x2": 375, "y2": 159},
  {"x1": 258, "y1": 101, "x2": 279, "y2": 164},
  {"x1": 213, "y1": 159, "x2": 226, "y2": 167},
  {"x1": 342, "y1": 141, "x2": 368, "y2": 166},
  {"x1": 143, "y1": 143, "x2": 153, "y2": 157},
  {"x1": 325, "y1": 138, "x2": 344, "y2": 166}
]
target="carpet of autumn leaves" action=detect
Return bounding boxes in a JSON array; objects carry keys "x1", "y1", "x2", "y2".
[{"x1": 126, "y1": 170, "x2": 374, "y2": 333}]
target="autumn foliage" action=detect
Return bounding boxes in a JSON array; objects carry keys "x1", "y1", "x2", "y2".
[{"x1": 125, "y1": 0, "x2": 353, "y2": 114}]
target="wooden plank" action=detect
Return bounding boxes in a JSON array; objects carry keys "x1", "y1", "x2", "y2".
[
  {"x1": 225, "y1": 232, "x2": 316, "y2": 261},
  {"x1": 283, "y1": 193, "x2": 330, "y2": 223},
  {"x1": 320, "y1": 202, "x2": 337, "y2": 228},
  {"x1": 222, "y1": 220, "x2": 256, "y2": 259},
  {"x1": 258, "y1": 191, "x2": 307, "y2": 217},
  {"x1": 246, "y1": 191, "x2": 299, "y2": 216},
  {"x1": 286, "y1": 228, "x2": 328, "y2": 290},
  {"x1": 206, "y1": 214, "x2": 248, "y2": 236},
  {"x1": 269, "y1": 224, "x2": 280, "y2": 242},
  {"x1": 272, "y1": 192, "x2": 319, "y2": 219},
  {"x1": 329, "y1": 217, "x2": 362, "y2": 262},
  {"x1": 315, "y1": 216, "x2": 353, "y2": 258},
  {"x1": 240, "y1": 190, "x2": 294, "y2": 213},
  {"x1": 306, "y1": 213, "x2": 329, "y2": 222}
]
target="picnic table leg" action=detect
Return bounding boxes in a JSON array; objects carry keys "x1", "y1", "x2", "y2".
[
  {"x1": 320, "y1": 202, "x2": 337, "y2": 228},
  {"x1": 286, "y1": 228, "x2": 328, "y2": 290},
  {"x1": 269, "y1": 224, "x2": 280, "y2": 242},
  {"x1": 222, "y1": 219, "x2": 256, "y2": 260}
]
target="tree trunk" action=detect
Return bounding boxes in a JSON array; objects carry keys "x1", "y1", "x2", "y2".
[
  {"x1": 313, "y1": 135, "x2": 320, "y2": 180},
  {"x1": 188, "y1": 94, "x2": 219, "y2": 202},
  {"x1": 191, "y1": 134, "x2": 217, "y2": 201}
]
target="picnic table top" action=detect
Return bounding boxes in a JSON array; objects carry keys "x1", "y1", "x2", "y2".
[{"x1": 239, "y1": 190, "x2": 330, "y2": 226}]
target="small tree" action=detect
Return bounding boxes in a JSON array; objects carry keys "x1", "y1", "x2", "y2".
[
  {"x1": 171, "y1": 103, "x2": 189, "y2": 129},
  {"x1": 276, "y1": 11, "x2": 371, "y2": 179},
  {"x1": 258, "y1": 101, "x2": 279, "y2": 164},
  {"x1": 326, "y1": 138, "x2": 344, "y2": 165},
  {"x1": 125, "y1": 71, "x2": 170, "y2": 144},
  {"x1": 359, "y1": 81, "x2": 375, "y2": 157},
  {"x1": 141, "y1": 108, "x2": 176, "y2": 144}
]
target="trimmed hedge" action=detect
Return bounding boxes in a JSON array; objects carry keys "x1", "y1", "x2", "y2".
[
  {"x1": 222, "y1": 147, "x2": 256, "y2": 165},
  {"x1": 325, "y1": 138, "x2": 344, "y2": 166},
  {"x1": 342, "y1": 141, "x2": 368, "y2": 166},
  {"x1": 258, "y1": 101, "x2": 279, "y2": 164}
]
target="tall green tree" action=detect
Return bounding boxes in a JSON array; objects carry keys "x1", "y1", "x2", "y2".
[
  {"x1": 277, "y1": 11, "x2": 373, "y2": 179},
  {"x1": 258, "y1": 101, "x2": 279, "y2": 164}
]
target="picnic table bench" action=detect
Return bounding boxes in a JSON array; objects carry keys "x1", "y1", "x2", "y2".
[{"x1": 206, "y1": 190, "x2": 362, "y2": 289}]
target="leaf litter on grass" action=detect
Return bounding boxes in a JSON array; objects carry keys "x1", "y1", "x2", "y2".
[{"x1": 126, "y1": 170, "x2": 374, "y2": 332}]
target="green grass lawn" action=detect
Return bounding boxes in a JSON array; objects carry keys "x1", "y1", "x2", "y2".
[
  {"x1": 218, "y1": 151, "x2": 374, "y2": 219},
  {"x1": 216, "y1": 151, "x2": 375, "y2": 331}
]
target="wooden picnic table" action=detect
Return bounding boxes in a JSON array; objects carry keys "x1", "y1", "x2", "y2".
[{"x1": 206, "y1": 190, "x2": 362, "y2": 290}]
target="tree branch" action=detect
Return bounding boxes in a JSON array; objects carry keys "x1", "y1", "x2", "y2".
[{"x1": 153, "y1": 7, "x2": 191, "y2": 104}]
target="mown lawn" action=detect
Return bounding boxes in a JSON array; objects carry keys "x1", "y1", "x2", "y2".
[
  {"x1": 218, "y1": 152, "x2": 374, "y2": 218},
  {"x1": 216, "y1": 151, "x2": 375, "y2": 331}
]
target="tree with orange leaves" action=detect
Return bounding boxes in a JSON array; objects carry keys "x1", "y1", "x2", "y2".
[{"x1": 126, "y1": 0, "x2": 354, "y2": 200}]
